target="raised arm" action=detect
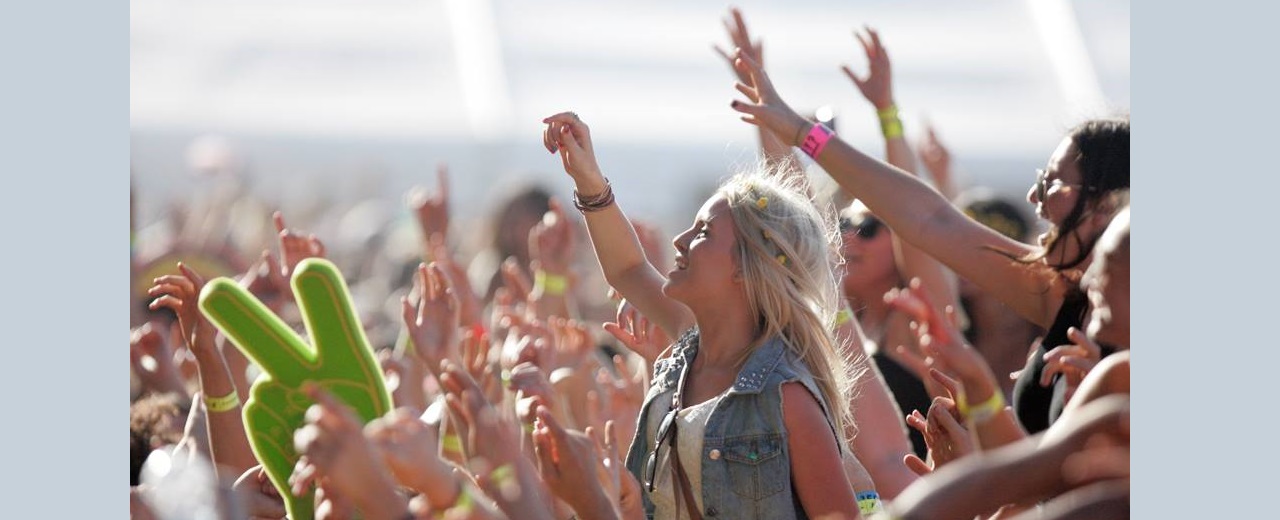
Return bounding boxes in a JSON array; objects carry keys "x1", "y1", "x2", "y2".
[
  {"x1": 149, "y1": 263, "x2": 257, "y2": 477},
  {"x1": 842, "y1": 26, "x2": 959, "y2": 325},
  {"x1": 714, "y1": 8, "x2": 804, "y2": 180},
  {"x1": 542, "y1": 112, "x2": 694, "y2": 340},
  {"x1": 729, "y1": 51, "x2": 1064, "y2": 327}
]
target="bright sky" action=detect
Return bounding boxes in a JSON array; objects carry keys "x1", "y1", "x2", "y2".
[{"x1": 130, "y1": 0, "x2": 1128, "y2": 223}]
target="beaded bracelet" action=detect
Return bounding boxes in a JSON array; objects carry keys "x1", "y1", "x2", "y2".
[{"x1": 573, "y1": 178, "x2": 615, "y2": 213}]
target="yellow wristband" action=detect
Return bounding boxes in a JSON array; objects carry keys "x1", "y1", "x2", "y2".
[
  {"x1": 835, "y1": 308, "x2": 854, "y2": 326},
  {"x1": 203, "y1": 390, "x2": 241, "y2": 413},
  {"x1": 876, "y1": 104, "x2": 903, "y2": 139},
  {"x1": 441, "y1": 434, "x2": 463, "y2": 454},
  {"x1": 958, "y1": 390, "x2": 1005, "y2": 424},
  {"x1": 534, "y1": 270, "x2": 568, "y2": 297}
]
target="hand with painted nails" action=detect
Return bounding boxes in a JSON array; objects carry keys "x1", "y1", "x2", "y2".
[{"x1": 542, "y1": 111, "x2": 606, "y2": 188}]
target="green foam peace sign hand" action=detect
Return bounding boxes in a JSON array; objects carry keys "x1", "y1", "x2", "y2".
[{"x1": 198, "y1": 258, "x2": 391, "y2": 520}]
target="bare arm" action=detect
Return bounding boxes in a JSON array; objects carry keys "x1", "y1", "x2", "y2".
[
  {"x1": 149, "y1": 263, "x2": 257, "y2": 477},
  {"x1": 714, "y1": 8, "x2": 806, "y2": 182},
  {"x1": 783, "y1": 383, "x2": 863, "y2": 519},
  {"x1": 542, "y1": 112, "x2": 694, "y2": 340},
  {"x1": 843, "y1": 26, "x2": 959, "y2": 325},
  {"x1": 730, "y1": 52, "x2": 1067, "y2": 328},
  {"x1": 836, "y1": 318, "x2": 918, "y2": 499}
]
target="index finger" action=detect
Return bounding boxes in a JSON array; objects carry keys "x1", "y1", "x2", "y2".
[
  {"x1": 273, "y1": 211, "x2": 287, "y2": 234},
  {"x1": 436, "y1": 163, "x2": 450, "y2": 199}
]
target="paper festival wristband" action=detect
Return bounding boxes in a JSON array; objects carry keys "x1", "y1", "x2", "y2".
[
  {"x1": 199, "y1": 258, "x2": 392, "y2": 520},
  {"x1": 958, "y1": 389, "x2": 1005, "y2": 424},
  {"x1": 534, "y1": 269, "x2": 568, "y2": 296}
]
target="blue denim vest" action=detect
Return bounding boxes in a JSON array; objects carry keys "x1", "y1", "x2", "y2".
[{"x1": 624, "y1": 329, "x2": 842, "y2": 519}]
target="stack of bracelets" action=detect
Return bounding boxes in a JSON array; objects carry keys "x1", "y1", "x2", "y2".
[{"x1": 573, "y1": 177, "x2": 615, "y2": 212}]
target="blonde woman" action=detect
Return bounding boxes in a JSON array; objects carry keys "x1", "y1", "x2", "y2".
[{"x1": 542, "y1": 111, "x2": 871, "y2": 519}]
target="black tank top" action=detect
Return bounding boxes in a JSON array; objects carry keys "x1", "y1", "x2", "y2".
[{"x1": 1011, "y1": 290, "x2": 1115, "y2": 433}]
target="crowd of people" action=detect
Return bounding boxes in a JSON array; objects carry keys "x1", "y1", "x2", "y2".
[{"x1": 130, "y1": 8, "x2": 1129, "y2": 519}]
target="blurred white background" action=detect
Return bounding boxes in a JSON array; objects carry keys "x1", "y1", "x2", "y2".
[{"x1": 130, "y1": 0, "x2": 1128, "y2": 233}]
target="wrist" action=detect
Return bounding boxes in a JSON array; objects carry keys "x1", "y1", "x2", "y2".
[{"x1": 534, "y1": 269, "x2": 569, "y2": 297}]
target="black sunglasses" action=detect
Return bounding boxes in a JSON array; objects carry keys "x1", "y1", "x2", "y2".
[
  {"x1": 840, "y1": 215, "x2": 884, "y2": 240},
  {"x1": 644, "y1": 363, "x2": 690, "y2": 492}
]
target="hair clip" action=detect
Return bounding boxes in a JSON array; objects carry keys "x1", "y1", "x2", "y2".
[
  {"x1": 776, "y1": 254, "x2": 787, "y2": 265},
  {"x1": 757, "y1": 196, "x2": 768, "y2": 210},
  {"x1": 762, "y1": 230, "x2": 772, "y2": 241}
]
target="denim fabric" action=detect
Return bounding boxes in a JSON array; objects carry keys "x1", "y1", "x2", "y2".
[{"x1": 624, "y1": 328, "x2": 841, "y2": 519}]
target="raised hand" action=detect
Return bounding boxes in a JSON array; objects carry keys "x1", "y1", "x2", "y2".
[
  {"x1": 602, "y1": 298, "x2": 668, "y2": 365},
  {"x1": 409, "y1": 163, "x2": 451, "y2": 245},
  {"x1": 531, "y1": 407, "x2": 618, "y2": 519},
  {"x1": 728, "y1": 50, "x2": 810, "y2": 147},
  {"x1": 542, "y1": 112, "x2": 604, "y2": 187},
  {"x1": 529, "y1": 199, "x2": 575, "y2": 276},
  {"x1": 918, "y1": 122, "x2": 954, "y2": 186},
  {"x1": 232, "y1": 465, "x2": 287, "y2": 520},
  {"x1": 149, "y1": 263, "x2": 216, "y2": 354},
  {"x1": 199, "y1": 258, "x2": 393, "y2": 520},
  {"x1": 1041, "y1": 327, "x2": 1103, "y2": 402},
  {"x1": 240, "y1": 250, "x2": 292, "y2": 310},
  {"x1": 428, "y1": 238, "x2": 484, "y2": 328},
  {"x1": 291, "y1": 384, "x2": 408, "y2": 520},
  {"x1": 365, "y1": 407, "x2": 456, "y2": 502},
  {"x1": 713, "y1": 7, "x2": 764, "y2": 85},
  {"x1": 401, "y1": 262, "x2": 461, "y2": 376},
  {"x1": 274, "y1": 212, "x2": 327, "y2": 280},
  {"x1": 903, "y1": 370, "x2": 975, "y2": 475},
  {"x1": 842, "y1": 27, "x2": 895, "y2": 111},
  {"x1": 130, "y1": 323, "x2": 188, "y2": 396},
  {"x1": 884, "y1": 284, "x2": 996, "y2": 391},
  {"x1": 379, "y1": 349, "x2": 428, "y2": 413}
]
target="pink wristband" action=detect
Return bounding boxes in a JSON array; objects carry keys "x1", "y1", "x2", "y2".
[{"x1": 800, "y1": 123, "x2": 834, "y2": 158}]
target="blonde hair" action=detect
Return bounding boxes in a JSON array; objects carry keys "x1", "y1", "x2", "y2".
[{"x1": 717, "y1": 170, "x2": 854, "y2": 440}]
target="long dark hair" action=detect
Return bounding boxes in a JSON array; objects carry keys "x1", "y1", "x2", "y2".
[{"x1": 1028, "y1": 118, "x2": 1130, "y2": 270}]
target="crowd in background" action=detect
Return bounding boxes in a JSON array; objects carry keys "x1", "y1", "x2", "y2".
[{"x1": 130, "y1": 8, "x2": 1129, "y2": 519}]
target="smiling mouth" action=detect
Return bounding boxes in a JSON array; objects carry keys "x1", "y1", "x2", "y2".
[{"x1": 673, "y1": 255, "x2": 688, "y2": 271}]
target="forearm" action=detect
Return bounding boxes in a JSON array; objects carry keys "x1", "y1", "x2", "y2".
[
  {"x1": 883, "y1": 131, "x2": 960, "y2": 326},
  {"x1": 190, "y1": 337, "x2": 256, "y2": 475},
  {"x1": 959, "y1": 376, "x2": 1027, "y2": 450},
  {"x1": 893, "y1": 436, "x2": 1064, "y2": 520},
  {"x1": 760, "y1": 126, "x2": 806, "y2": 184}
]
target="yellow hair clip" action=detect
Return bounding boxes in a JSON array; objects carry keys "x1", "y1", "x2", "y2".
[
  {"x1": 757, "y1": 196, "x2": 768, "y2": 209},
  {"x1": 776, "y1": 254, "x2": 787, "y2": 265}
]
